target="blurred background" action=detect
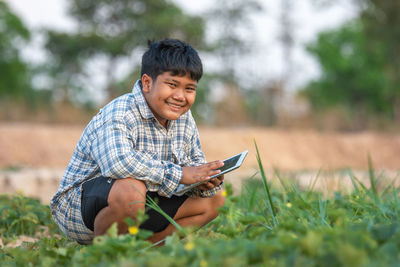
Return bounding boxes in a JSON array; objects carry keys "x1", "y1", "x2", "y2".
[
  {"x1": 1, "y1": 0, "x2": 399, "y2": 201},
  {"x1": 3, "y1": 0, "x2": 400, "y2": 130}
]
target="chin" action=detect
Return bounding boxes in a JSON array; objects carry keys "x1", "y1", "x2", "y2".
[
  {"x1": 168, "y1": 114, "x2": 182, "y2": 120},
  {"x1": 167, "y1": 110, "x2": 189, "y2": 120}
]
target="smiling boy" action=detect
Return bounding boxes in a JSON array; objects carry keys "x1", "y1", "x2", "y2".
[{"x1": 50, "y1": 39, "x2": 225, "y2": 245}]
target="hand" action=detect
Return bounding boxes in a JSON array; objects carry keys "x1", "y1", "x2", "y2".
[
  {"x1": 197, "y1": 174, "x2": 224, "y2": 191},
  {"x1": 181, "y1": 160, "x2": 224, "y2": 185}
]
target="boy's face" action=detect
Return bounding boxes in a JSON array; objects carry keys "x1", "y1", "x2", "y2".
[{"x1": 142, "y1": 72, "x2": 197, "y2": 128}]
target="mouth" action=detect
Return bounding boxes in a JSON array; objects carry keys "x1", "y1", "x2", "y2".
[{"x1": 166, "y1": 102, "x2": 185, "y2": 111}]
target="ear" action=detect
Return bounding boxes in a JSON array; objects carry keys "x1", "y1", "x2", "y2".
[{"x1": 141, "y1": 74, "x2": 153, "y2": 93}]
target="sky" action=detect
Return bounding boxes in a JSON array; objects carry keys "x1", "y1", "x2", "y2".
[
  {"x1": 174, "y1": 0, "x2": 357, "y2": 90},
  {"x1": 5, "y1": 0, "x2": 357, "y2": 98}
]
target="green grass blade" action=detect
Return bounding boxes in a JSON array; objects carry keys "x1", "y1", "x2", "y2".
[
  {"x1": 245, "y1": 183, "x2": 258, "y2": 212},
  {"x1": 129, "y1": 183, "x2": 183, "y2": 231},
  {"x1": 318, "y1": 194, "x2": 331, "y2": 227},
  {"x1": 350, "y1": 169, "x2": 385, "y2": 216},
  {"x1": 368, "y1": 154, "x2": 379, "y2": 201},
  {"x1": 381, "y1": 178, "x2": 396, "y2": 198},
  {"x1": 243, "y1": 171, "x2": 261, "y2": 211},
  {"x1": 309, "y1": 168, "x2": 322, "y2": 192},
  {"x1": 347, "y1": 168, "x2": 360, "y2": 193},
  {"x1": 318, "y1": 194, "x2": 325, "y2": 220},
  {"x1": 146, "y1": 195, "x2": 183, "y2": 231},
  {"x1": 274, "y1": 168, "x2": 290, "y2": 193},
  {"x1": 254, "y1": 140, "x2": 278, "y2": 227},
  {"x1": 350, "y1": 172, "x2": 370, "y2": 194},
  {"x1": 391, "y1": 184, "x2": 400, "y2": 209}
]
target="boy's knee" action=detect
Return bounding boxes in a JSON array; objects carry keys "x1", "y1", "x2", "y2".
[
  {"x1": 93, "y1": 178, "x2": 147, "y2": 236},
  {"x1": 207, "y1": 192, "x2": 225, "y2": 220},
  {"x1": 108, "y1": 177, "x2": 146, "y2": 216},
  {"x1": 214, "y1": 192, "x2": 226, "y2": 208},
  {"x1": 212, "y1": 192, "x2": 225, "y2": 211}
]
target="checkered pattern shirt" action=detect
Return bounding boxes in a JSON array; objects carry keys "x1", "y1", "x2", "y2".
[{"x1": 50, "y1": 80, "x2": 221, "y2": 243}]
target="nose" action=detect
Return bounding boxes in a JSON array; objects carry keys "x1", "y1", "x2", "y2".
[{"x1": 172, "y1": 89, "x2": 185, "y2": 101}]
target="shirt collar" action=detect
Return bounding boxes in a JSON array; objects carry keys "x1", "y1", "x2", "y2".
[{"x1": 132, "y1": 80, "x2": 154, "y2": 120}]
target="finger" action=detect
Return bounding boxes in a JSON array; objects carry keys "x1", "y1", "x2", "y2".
[
  {"x1": 205, "y1": 182, "x2": 215, "y2": 189},
  {"x1": 210, "y1": 178, "x2": 220, "y2": 186},
  {"x1": 211, "y1": 181, "x2": 220, "y2": 187},
  {"x1": 207, "y1": 169, "x2": 222, "y2": 177},
  {"x1": 203, "y1": 160, "x2": 224, "y2": 170},
  {"x1": 195, "y1": 175, "x2": 211, "y2": 182},
  {"x1": 198, "y1": 184, "x2": 209, "y2": 191},
  {"x1": 197, "y1": 181, "x2": 214, "y2": 190}
]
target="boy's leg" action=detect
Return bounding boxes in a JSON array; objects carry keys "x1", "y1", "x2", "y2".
[
  {"x1": 93, "y1": 177, "x2": 147, "y2": 236},
  {"x1": 148, "y1": 192, "x2": 225, "y2": 244},
  {"x1": 92, "y1": 177, "x2": 225, "y2": 242}
]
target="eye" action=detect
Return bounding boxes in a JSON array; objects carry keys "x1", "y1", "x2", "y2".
[
  {"x1": 166, "y1": 82, "x2": 177, "y2": 88},
  {"x1": 186, "y1": 87, "x2": 196, "y2": 92}
]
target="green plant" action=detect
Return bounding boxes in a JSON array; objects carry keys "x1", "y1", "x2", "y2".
[
  {"x1": 1, "y1": 150, "x2": 400, "y2": 266},
  {"x1": 0, "y1": 194, "x2": 58, "y2": 238}
]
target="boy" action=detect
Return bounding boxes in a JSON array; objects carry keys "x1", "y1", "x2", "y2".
[{"x1": 50, "y1": 38, "x2": 225, "y2": 245}]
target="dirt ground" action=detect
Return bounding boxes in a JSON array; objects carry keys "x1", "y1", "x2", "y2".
[{"x1": 1, "y1": 123, "x2": 399, "y2": 202}]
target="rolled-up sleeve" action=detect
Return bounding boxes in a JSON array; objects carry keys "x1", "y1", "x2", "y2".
[
  {"x1": 91, "y1": 119, "x2": 182, "y2": 197},
  {"x1": 186, "y1": 125, "x2": 206, "y2": 167},
  {"x1": 185, "y1": 125, "x2": 223, "y2": 198}
]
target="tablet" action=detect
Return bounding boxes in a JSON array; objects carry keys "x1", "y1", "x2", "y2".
[{"x1": 175, "y1": 150, "x2": 248, "y2": 195}]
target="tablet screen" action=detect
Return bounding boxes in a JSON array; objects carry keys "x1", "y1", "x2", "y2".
[
  {"x1": 215, "y1": 154, "x2": 242, "y2": 173},
  {"x1": 175, "y1": 150, "x2": 248, "y2": 195}
]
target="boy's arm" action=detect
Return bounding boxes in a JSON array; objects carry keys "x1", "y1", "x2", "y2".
[
  {"x1": 184, "y1": 124, "x2": 224, "y2": 198},
  {"x1": 91, "y1": 119, "x2": 182, "y2": 198}
]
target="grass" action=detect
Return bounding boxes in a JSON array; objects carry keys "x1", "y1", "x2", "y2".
[{"x1": 1, "y1": 153, "x2": 400, "y2": 266}]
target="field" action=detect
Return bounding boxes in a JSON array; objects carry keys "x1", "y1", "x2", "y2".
[
  {"x1": 1, "y1": 124, "x2": 400, "y2": 266},
  {"x1": 1, "y1": 149, "x2": 400, "y2": 266},
  {"x1": 2, "y1": 123, "x2": 400, "y2": 171},
  {"x1": 1, "y1": 123, "x2": 400, "y2": 202}
]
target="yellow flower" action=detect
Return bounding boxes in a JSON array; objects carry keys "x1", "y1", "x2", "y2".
[
  {"x1": 200, "y1": 260, "x2": 208, "y2": 267},
  {"x1": 222, "y1": 190, "x2": 227, "y2": 197},
  {"x1": 16, "y1": 189, "x2": 24, "y2": 195},
  {"x1": 286, "y1": 202, "x2": 292, "y2": 208},
  {"x1": 128, "y1": 226, "x2": 139, "y2": 235},
  {"x1": 184, "y1": 241, "x2": 195, "y2": 251}
]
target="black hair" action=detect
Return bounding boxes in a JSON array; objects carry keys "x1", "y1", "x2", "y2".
[{"x1": 141, "y1": 38, "x2": 203, "y2": 82}]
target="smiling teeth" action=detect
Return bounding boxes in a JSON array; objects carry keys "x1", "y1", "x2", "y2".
[{"x1": 168, "y1": 103, "x2": 182, "y2": 108}]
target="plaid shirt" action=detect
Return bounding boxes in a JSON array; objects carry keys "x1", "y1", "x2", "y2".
[{"x1": 50, "y1": 80, "x2": 221, "y2": 243}]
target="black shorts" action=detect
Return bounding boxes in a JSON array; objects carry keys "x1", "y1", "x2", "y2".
[{"x1": 81, "y1": 176, "x2": 188, "y2": 233}]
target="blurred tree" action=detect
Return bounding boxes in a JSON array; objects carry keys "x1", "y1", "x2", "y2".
[
  {"x1": 303, "y1": 21, "x2": 388, "y2": 112},
  {"x1": 246, "y1": 82, "x2": 283, "y2": 126},
  {"x1": 301, "y1": 19, "x2": 396, "y2": 128},
  {"x1": 204, "y1": 0, "x2": 262, "y2": 82},
  {"x1": 302, "y1": 0, "x2": 400, "y2": 128},
  {"x1": 359, "y1": 0, "x2": 400, "y2": 122},
  {"x1": 279, "y1": 0, "x2": 295, "y2": 88},
  {"x1": 0, "y1": 1, "x2": 31, "y2": 102},
  {"x1": 202, "y1": 0, "x2": 262, "y2": 125},
  {"x1": 43, "y1": 0, "x2": 206, "y2": 105}
]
